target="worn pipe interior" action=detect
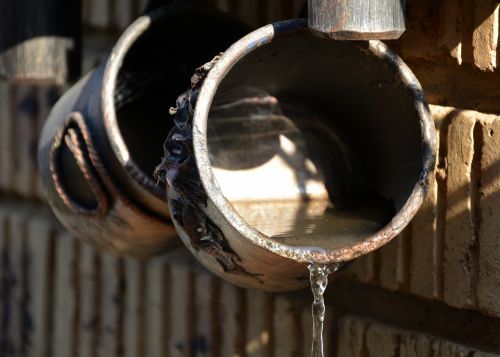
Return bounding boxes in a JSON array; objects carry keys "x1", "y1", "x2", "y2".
[{"x1": 206, "y1": 33, "x2": 423, "y2": 251}]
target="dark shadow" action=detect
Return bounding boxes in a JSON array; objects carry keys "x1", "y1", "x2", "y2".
[
  {"x1": 110, "y1": 4, "x2": 248, "y2": 197},
  {"x1": 0, "y1": 0, "x2": 82, "y2": 81},
  {"x1": 323, "y1": 111, "x2": 500, "y2": 354}
]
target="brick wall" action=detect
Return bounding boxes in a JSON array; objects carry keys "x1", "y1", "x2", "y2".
[
  {"x1": 348, "y1": 106, "x2": 500, "y2": 315},
  {"x1": 0, "y1": 0, "x2": 499, "y2": 356},
  {"x1": 338, "y1": 316, "x2": 497, "y2": 357}
]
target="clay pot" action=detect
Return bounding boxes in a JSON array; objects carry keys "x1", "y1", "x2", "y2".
[
  {"x1": 38, "y1": 4, "x2": 248, "y2": 257},
  {"x1": 157, "y1": 19, "x2": 436, "y2": 290}
]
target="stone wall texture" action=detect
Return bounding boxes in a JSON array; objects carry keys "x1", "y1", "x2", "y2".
[{"x1": 0, "y1": 0, "x2": 500, "y2": 356}]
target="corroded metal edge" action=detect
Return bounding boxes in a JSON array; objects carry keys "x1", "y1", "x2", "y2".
[
  {"x1": 191, "y1": 19, "x2": 437, "y2": 265},
  {"x1": 156, "y1": 58, "x2": 264, "y2": 281}
]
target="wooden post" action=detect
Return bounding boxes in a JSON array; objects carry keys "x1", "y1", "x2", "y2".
[
  {"x1": 0, "y1": 0, "x2": 81, "y2": 85},
  {"x1": 308, "y1": 0, "x2": 406, "y2": 40}
]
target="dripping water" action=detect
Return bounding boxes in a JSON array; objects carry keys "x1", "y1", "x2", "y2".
[
  {"x1": 309, "y1": 263, "x2": 340, "y2": 357},
  {"x1": 206, "y1": 87, "x2": 392, "y2": 356}
]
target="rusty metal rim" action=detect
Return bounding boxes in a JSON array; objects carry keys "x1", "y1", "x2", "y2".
[
  {"x1": 193, "y1": 19, "x2": 437, "y2": 265},
  {"x1": 101, "y1": 8, "x2": 171, "y2": 200}
]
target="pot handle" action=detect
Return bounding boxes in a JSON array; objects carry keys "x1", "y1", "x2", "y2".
[{"x1": 49, "y1": 112, "x2": 110, "y2": 217}]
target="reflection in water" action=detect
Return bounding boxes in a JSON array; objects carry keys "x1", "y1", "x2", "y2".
[
  {"x1": 231, "y1": 198, "x2": 392, "y2": 249},
  {"x1": 208, "y1": 86, "x2": 394, "y2": 250},
  {"x1": 208, "y1": 87, "x2": 329, "y2": 203}
]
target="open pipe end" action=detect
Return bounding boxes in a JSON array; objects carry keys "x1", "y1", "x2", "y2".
[
  {"x1": 163, "y1": 19, "x2": 434, "y2": 290},
  {"x1": 195, "y1": 22, "x2": 434, "y2": 263}
]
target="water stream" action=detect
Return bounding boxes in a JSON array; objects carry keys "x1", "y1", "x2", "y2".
[
  {"x1": 207, "y1": 88, "x2": 390, "y2": 356},
  {"x1": 309, "y1": 263, "x2": 339, "y2": 357}
]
